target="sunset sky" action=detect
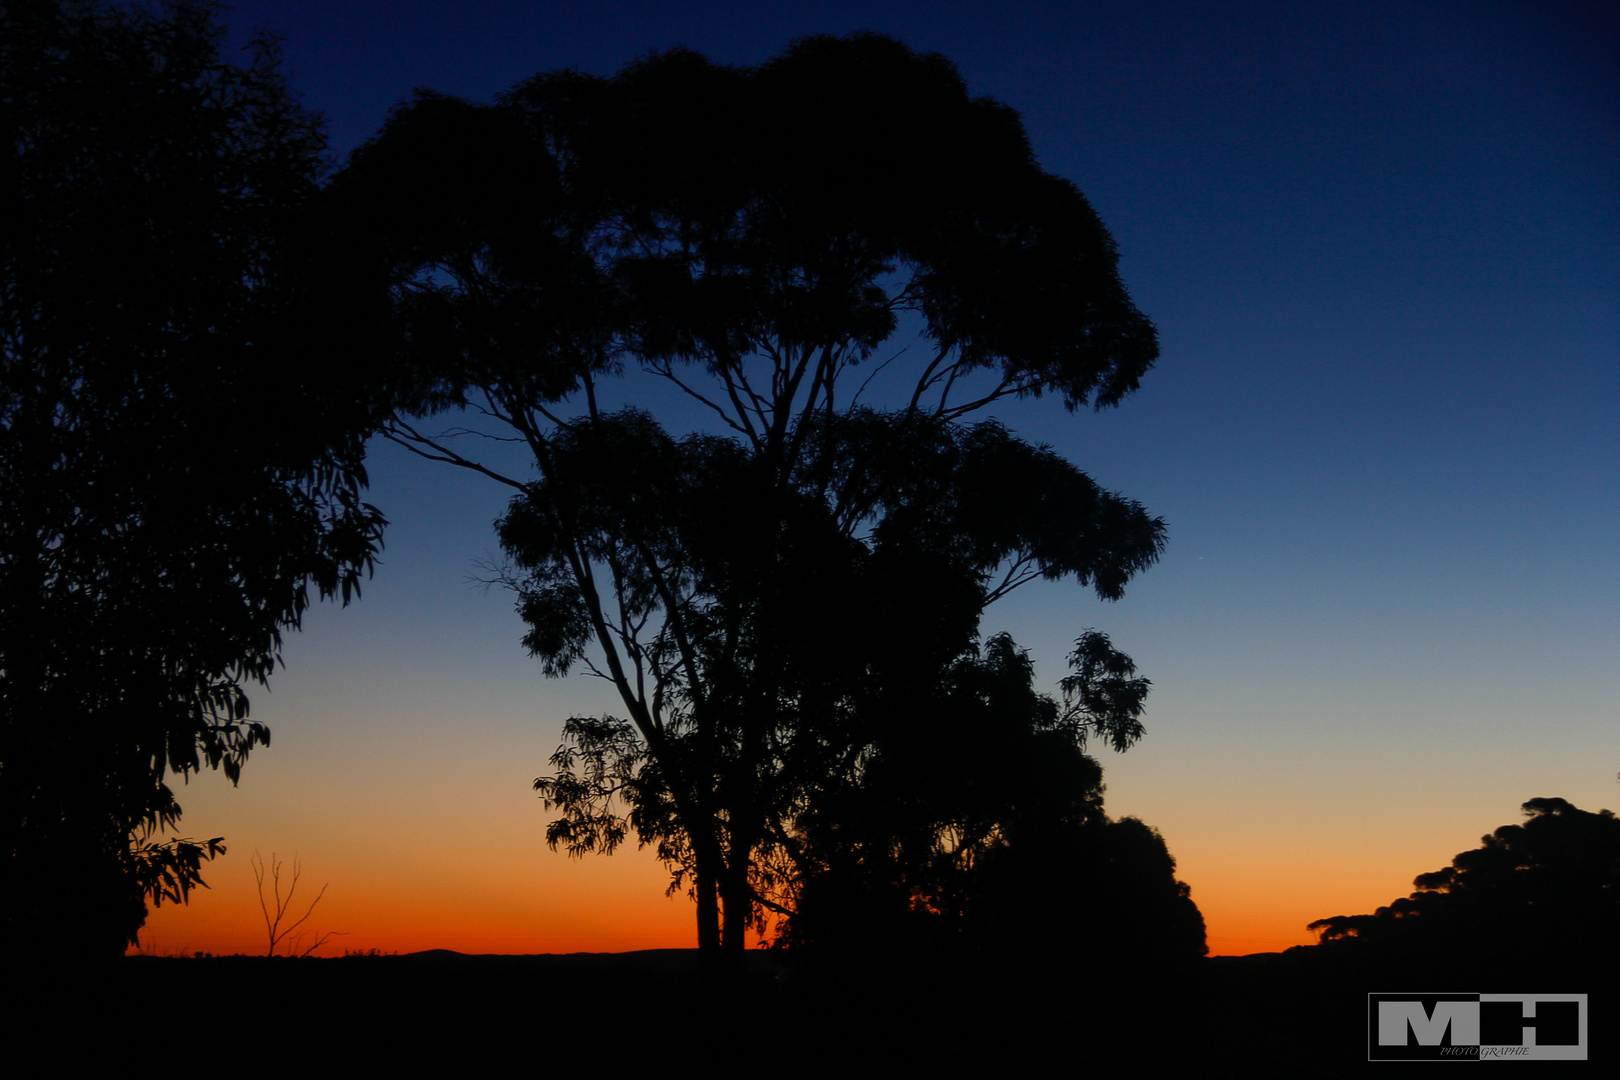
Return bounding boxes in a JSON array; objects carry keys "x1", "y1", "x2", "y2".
[{"x1": 136, "y1": 0, "x2": 1618, "y2": 958}]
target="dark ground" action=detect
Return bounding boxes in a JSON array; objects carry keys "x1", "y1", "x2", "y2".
[{"x1": 16, "y1": 947, "x2": 1614, "y2": 1075}]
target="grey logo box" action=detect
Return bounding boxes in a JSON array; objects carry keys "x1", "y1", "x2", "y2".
[{"x1": 1368, "y1": 993, "x2": 1588, "y2": 1061}]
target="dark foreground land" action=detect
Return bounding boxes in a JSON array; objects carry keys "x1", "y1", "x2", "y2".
[{"x1": 19, "y1": 947, "x2": 1615, "y2": 1075}]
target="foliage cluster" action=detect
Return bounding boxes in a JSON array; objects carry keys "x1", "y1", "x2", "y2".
[
  {"x1": 0, "y1": 0, "x2": 383, "y2": 957},
  {"x1": 1309, "y1": 797, "x2": 1620, "y2": 965},
  {"x1": 777, "y1": 632, "x2": 1205, "y2": 968}
]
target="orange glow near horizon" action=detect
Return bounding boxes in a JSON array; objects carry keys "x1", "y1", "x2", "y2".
[
  {"x1": 122, "y1": 721, "x2": 1530, "y2": 963},
  {"x1": 132, "y1": 885, "x2": 1325, "y2": 959},
  {"x1": 131, "y1": 840, "x2": 1379, "y2": 959},
  {"x1": 132, "y1": 845, "x2": 701, "y2": 957}
]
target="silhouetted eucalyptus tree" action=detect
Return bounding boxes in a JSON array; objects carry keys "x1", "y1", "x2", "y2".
[
  {"x1": 0, "y1": 0, "x2": 384, "y2": 958},
  {"x1": 342, "y1": 33, "x2": 1162, "y2": 975}
]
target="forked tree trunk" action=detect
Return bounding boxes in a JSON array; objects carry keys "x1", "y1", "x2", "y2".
[{"x1": 696, "y1": 845, "x2": 751, "y2": 984}]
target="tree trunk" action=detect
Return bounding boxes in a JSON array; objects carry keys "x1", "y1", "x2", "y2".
[
  {"x1": 696, "y1": 866, "x2": 721, "y2": 961},
  {"x1": 715, "y1": 848, "x2": 751, "y2": 982}
]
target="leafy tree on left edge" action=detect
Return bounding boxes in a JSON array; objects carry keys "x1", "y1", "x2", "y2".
[{"x1": 0, "y1": 0, "x2": 385, "y2": 960}]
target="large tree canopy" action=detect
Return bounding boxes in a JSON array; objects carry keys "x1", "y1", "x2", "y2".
[
  {"x1": 341, "y1": 32, "x2": 1163, "y2": 974},
  {"x1": 0, "y1": 0, "x2": 384, "y2": 958}
]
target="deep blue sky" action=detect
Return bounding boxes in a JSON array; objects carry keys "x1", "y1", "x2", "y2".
[{"x1": 145, "y1": 0, "x2": 1618, "y2": 955}]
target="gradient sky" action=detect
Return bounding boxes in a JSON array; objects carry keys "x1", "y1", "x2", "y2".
[{"x1": 136, "y1": 0, "x2": 1618, "y2": 958}]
